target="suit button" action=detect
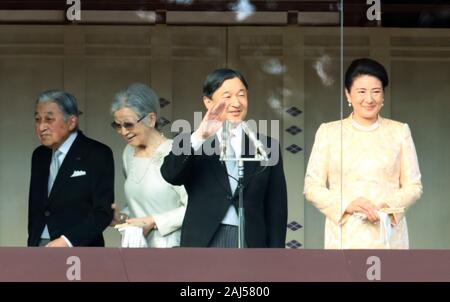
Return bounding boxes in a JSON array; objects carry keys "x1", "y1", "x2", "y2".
[
  {"x1": 227, "y1": 196, "x2": 232, "y2": 201},
  {"x1": 44, "y1": 211, "x2": 50, "y2": 217}
]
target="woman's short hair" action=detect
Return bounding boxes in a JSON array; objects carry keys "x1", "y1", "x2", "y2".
[
  {"x1": 111, "y1": 83, "x2": 163, "y2": 130},
  {"x1": 345, "y1": 58, "x2": 389, "y2": 91},
  {"x1": 203, "y1": 68, "x2": 249, "y2": 99}
]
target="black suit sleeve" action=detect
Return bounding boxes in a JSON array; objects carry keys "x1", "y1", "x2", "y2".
[
  {"x1": 161, "y1": 133, "x2": 195, "y2": 186},
  {"x1": 265, "y1": 144, "x2": 288, "y2": 247},
  {"x1": 64, "y1": 146, "x2": 114, "y2": 246},
  {"x1": 27, "y1": 149, "x2": 38, "y2": 245}
]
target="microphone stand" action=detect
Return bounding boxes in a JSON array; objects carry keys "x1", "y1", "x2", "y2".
[
  {"x1": 237, "y1": 159, "x2": 244, "y2": 249},
  {"x1": 220, "y1": 142, "x2": 267, "y2": 249}
]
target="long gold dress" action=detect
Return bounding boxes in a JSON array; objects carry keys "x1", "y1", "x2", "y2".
[{"x1": 304, "y1": 115, "x2": 422, "y2": 249}]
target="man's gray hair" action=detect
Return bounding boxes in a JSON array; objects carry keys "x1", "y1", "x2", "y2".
[
  {"x1": 111, "y1": 83, "x2": 162, "y2": 130},
  {"x1": 36, "y1": 90, "x2": 81, "y2": 127}
]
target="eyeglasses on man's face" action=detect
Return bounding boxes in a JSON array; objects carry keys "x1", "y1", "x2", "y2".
[{"x1": 111, "y1": 115, "x2": 146, "y2": 132}]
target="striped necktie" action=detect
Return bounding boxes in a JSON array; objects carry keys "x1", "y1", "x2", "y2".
[
  {"x1": 48, "y1": 149, "x2": 61, "y2": 196},
  {"x1": 225, "y1": 134, "x2": 238, "y2": 194}
]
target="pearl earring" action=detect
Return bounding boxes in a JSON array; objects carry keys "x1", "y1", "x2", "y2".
[{"x1": 348, "y1": 102, "x2": 352, "y2": 107}]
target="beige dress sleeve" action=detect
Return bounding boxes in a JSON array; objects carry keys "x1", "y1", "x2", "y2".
[
  {"x1": 304, "y1": 123, "x2": 345, "y2": 225},
  {"x1": 385, "y1": 124, "x2": 423, "y2": 223}
]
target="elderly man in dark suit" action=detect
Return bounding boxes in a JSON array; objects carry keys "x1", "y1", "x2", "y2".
[
  {"x1": 28, "y1": 90, "x2": 114, "y2": 247},
  {"x1": 161, "y1": 68, "x2": 287, "y2": 248}
]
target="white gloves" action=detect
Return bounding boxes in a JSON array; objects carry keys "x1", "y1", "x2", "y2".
[{"x1": 118, "y1": 225, "x2": 148, "y2": 248}]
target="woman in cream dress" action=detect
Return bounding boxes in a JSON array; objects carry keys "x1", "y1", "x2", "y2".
[
  {"x1": 304, "y1": 58, "x2": 422, "y2": 249},
  {"x1": 110, "y1": 83, "x2": 187, "y2": 247}
]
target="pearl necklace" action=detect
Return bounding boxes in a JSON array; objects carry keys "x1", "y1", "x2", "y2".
[{"x1": 351, "y1": 116, "x2": 380, "y2": 132}]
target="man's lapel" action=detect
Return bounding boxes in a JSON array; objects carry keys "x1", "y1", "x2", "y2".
[
  {"x1": 39, "y1": 148, "x2": 52, "y2": 198},
  {"x1": 201, "y1": 132, "x2": 260, "y2": 198},
  {"x1": 207, "y1": 134, "x2": 233, "y2": 196},
  {"x1": 46, "y1": 132, "x2": 87, "y2": 205}
]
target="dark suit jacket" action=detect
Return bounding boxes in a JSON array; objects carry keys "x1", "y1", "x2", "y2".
[
  {"x1": 27, "y1": 131, "x2": 114, "y2": 246},
  {"x1": 161, "y1": 132, "x2": 287, "y2": 247}
]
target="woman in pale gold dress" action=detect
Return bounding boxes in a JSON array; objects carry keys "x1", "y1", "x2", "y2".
[{"x1": 304, "y1": 58, "x2": 423, "y2": 249}]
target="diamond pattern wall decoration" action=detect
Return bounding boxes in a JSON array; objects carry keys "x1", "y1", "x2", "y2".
[
  {"x1": 286, "y1": 240, "x2": 302, "y2": 249},
  {"x1": 286, "y1": 125, "x2": 302, "y2": 135},
  {"x1": 159, "y1": 98, "x2": 171, "y2": 108},
  {"x1": 159, "y1": 116, "x2": 171, "y2": 127},
  {"x1": 287, "y1": 221, "x2": 303, "y2": 231},
  {"x1": 286, "y1": 106, "x2": 302, "y2": 117},
  {"x1": 286, "y1": 144, "x2": 302, "y2": 154}
]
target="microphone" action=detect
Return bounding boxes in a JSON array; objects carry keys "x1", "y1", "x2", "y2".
[
  {"x1": 241, "y1": 121, "x2": 268, "y2": 161},
  {"x1": 220, "y1": 120, "x2": 230, "y2": 160}
]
